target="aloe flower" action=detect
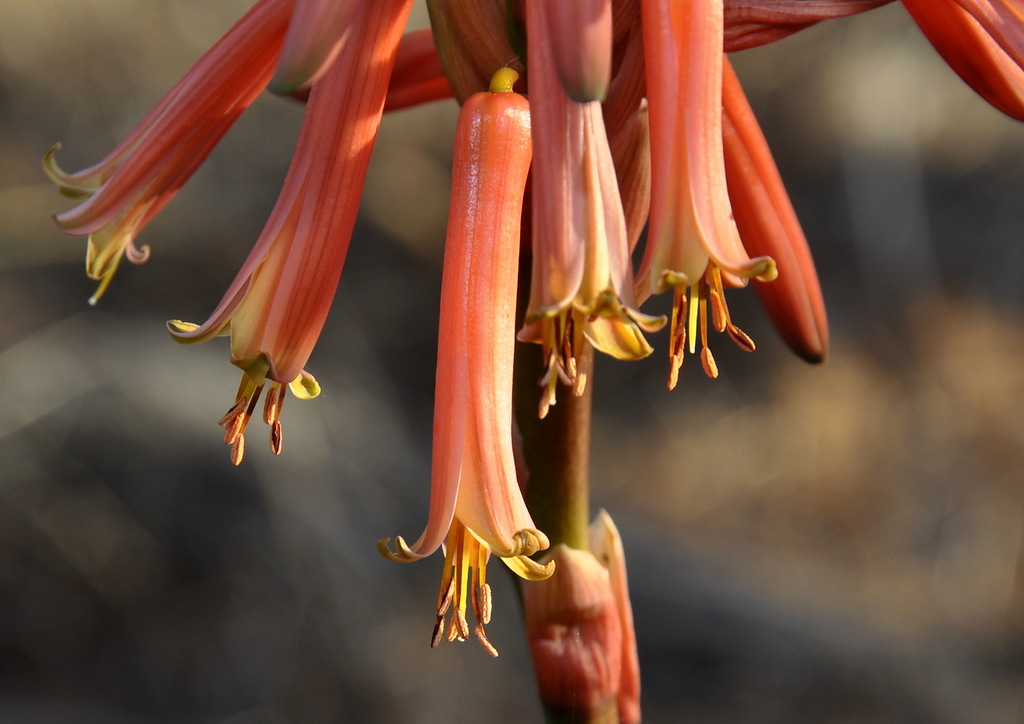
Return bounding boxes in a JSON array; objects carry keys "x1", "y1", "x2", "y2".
[
  {"x1": 541, "y1": 0, "x2": 614, "y2": 102},
  {"x1": 636, "y1": 0, "x2": 777, "y2": 388},
  {"x1": 44, "y1": 0, "x2": 293, "y2": 304},
  {"x1": 379, "y1": 71, "x2": 553, "y2": 656},
  {"x1": 170, "y1": 0, "x2": 414, "y2": 464},
  {"x1": 520, "y1": 0, "x2": 664, "y2": 416},
  {"x1": 722, "y1": 58, "x2": 829, "y2": 363}
]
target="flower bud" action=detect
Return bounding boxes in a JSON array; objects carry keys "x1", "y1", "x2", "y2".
[
  {"x1": 721, "y1": 58, "x2": 828, "y2": 363},
  {"x1": 521, "y1": 511, "x2": 640, "y2": 724},
  {"x1": 522, "y1": 546, "x2": 623, "y2": 720}
]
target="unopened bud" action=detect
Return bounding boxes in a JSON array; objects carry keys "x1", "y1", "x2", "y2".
[
  {"x1": 521, "y1": 512, "x2": 640, "y2": 724},
  {"x1": 522, "y1": 546, "x2": 622, "y2": 721}
]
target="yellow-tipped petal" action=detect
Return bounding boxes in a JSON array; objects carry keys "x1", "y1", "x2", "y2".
[
  {"x1": 43, "y1": 145, "x2": 97, "y2": 199},
  {"x1": 288, "y1": 370, "x2": 320, "y2": 399}
]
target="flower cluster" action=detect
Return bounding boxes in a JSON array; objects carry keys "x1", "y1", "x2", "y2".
[{"x1": 46, "y1": 0, "x2": 1024, "y2": 716}]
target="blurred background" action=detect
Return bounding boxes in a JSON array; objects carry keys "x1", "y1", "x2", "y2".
[{"x1": 1, "y1": 1, "x2": 1022, "y2": 722}]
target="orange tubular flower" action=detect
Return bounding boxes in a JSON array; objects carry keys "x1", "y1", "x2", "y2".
[
  {"x1": 903, "y1": 0, "x2": 1024, "y2": 120},
  {"x1": 722, "y1": 58, "x2": 829, "y2": 364},
  {"x1": 44, "y1": 0, "x2": 293, "y2": 304},
  {"x1": 379, "y1": 70, "x2": 553, "y2": 657},
  {"x1": 636, "y1": 0, "x2": 776, "y2": 389},
  {"x1": 520, "y1": 0, "x2": 663, "y2": 417},
  {"x1": 169, "y1": 0, "x2": 415, "y2": 465}
]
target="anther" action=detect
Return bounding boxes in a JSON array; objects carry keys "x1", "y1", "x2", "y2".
[
  {"x1": 222, "y1": 407, "x2": 246, "y2": 446},
  {"x1": 262, "y1": 383, "x2": 281, "y2": 425},
  {"x1": 218, "y1": 397, "x2": 247, "y2": 427},
  {"x1": 229, "y1": 435, "x2": 245, "y2": 466},
  {"x1": 452, "y1": 608, "x2": 470, "y2": 641},
  {"x1": 437, "y1": 577, "x2": 455, "y2": 617},
  {"x1": 269, "y1": 420, "x2": 283, "y2": 455},
  {"x1": 727, "y1": 324, "x2": 756, "y2": 352},
  {"x1": 475, "y1": 623, "x2": 499, "y2": 658},
  {"x1": 431, "y1": 615, "x2": 446, "y2": 648},
  {"x1": 478, "y1": 583, "x2": 493, "y2": 625},
  {"x1": 700, "y1": 346, "x2": 719, "y2": 379},
  {"x1": 668, "y1": 351, "x2": 683, "y2": 391}
]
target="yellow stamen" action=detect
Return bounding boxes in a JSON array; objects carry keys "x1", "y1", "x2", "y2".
[
  {"x1": 687, "y1": 283, "x2": 700, "y2": 355},
  {"x1": 536, "y1": 313, "x2": 576, "y2": 418},
  {"x1": 217, "y1": 376, "x2": 297, "y2": 464},
  {"x1": 667, "y1": 263, "x2": 757, "y2": 387},
  {"x1": 432, "y1": 523, "x2": 501, "y2": 656}
]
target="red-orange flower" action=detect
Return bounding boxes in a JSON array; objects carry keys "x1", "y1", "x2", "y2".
[
  {"x1": 170, "y1": 0, "x2": 414, "y2": 464},
  {"x1": 520, "y1": 0, "x2": 663, "y2": 416},
  {"x1": 723, "y1": 0, "x2": 893, "y2": 51},
  {"x1": 44, "y1": 0, "x2": 293, "y2": 304},
  {"x1": 378, "y1": 71, "x2": 553, "y2": 656},
  {"x1": 636, "y1": 0, "x2": 776, "y2": 388},
  {"x1": 722, "y1": 58, "x2": 829, "y2": 363}
]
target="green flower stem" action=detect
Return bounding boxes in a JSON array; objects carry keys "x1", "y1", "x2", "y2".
[
  {"x1": 512, "y1": 251, "x2": 593, "y2": 553},
  {"x1": 513, "y1": 337, "x2": 593, "y2": 552}
]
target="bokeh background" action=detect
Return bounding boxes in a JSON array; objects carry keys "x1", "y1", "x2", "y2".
[{"x1": 1, "y1": 1, "x2": 1022, "y2": 722}]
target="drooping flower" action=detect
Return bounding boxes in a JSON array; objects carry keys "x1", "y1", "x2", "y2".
[
  {"x1": 721, "y1": 57, "x2": 829, "y2": 363},
  {"x1": 519, "y1": 0, "x2": 663, "y2": 417},
  {"x1": 378, "y1": 70, "x2": 553, "y2": 656},
  {"x1": 636, "y1": 0, "x2": 777, "y2": 389},
  {"x1": 44, "y1": 0, "x2": 294, "y2": 304},
  {"x1": 521, "y1": 511, "x2": 640, "y2": 724},
  {"x1": 169, "y1": 0, "x2": 415, "y2": 464}
]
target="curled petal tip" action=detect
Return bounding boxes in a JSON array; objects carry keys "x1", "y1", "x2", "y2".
[
  {"x1": 167, "y1": 319, "x2": 200, "y2": 335},
  {"x1": 753, "y1": 256, "x2": 778, "y2": 283},
  {"x1": 503, "y1": 552, "x2": 556, "y2": 582},
  {"x1": 288, "y1": 370, "x2": 321, "y2": 400},
  {"x1": 166, "y1": 318, "x2": 224, "y2": 345},
  {"x1": 377, "y1": 536, "x2": 405, "y2": 562},
  {"x1": 43, "y1": 144, "x2": 95, "y2": 199}
]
